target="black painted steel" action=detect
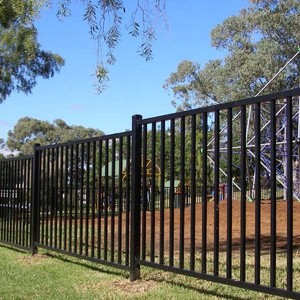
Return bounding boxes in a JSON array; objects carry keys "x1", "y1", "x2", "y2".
[
  {"x1": 0, "y1": 155, "x2": 33, "y2": 250},
  {"x1": 33, "y1": 132, "x2": 132, "y2": 271},
  {"x1": 254, "y1": 102, "x2": 261, "y2": 285},
  {"x1": 130, "y1": 115, "x2": 142, "y2": 280},
  {"x1": 240, "y1": 105, "x2": 247, "y2": 282},
  {"x1": 179, "y1": 116, "x2": 185, "y2": 269},
  {"x1": 169, "y1": 118, "x2": 175, "y2": 267},
  {"x1": 213, "y1": 110, "x2": 220, "y2": 277},
  {"x1": 202, "y1": 112, "x2": 208, "y2": 274},
  {"x1": 286, "y1": 96, "x2": 293, "y2": 291},
  {"x1": 270, "y1": 100, "x2": 277, "y2": 287},
  {"x1": 190, "y1": 114, "x2": 196, "y2": 271},
  {"x1": 226, "y1": 108, "x2": 233, "y2": 279},
  {"x1": 137, "y1": 89, "x2": 300, "y2": 299},
  {"x1": 159, "y1": 120, "x2": 165, "y2": 265}
]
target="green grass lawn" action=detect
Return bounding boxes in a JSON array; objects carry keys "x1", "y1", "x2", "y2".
[{"x1": 0, "y1": 245, "x2": 292, "y2": 300}]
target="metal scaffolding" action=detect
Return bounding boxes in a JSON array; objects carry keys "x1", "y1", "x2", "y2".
[{"x1": 207, "y1": 50, "x2": 300, "y2": 201}]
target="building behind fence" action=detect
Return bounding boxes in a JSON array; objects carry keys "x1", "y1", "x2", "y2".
[{"x1": 1, "y1": 89, "x2": 300, "y2": 299}]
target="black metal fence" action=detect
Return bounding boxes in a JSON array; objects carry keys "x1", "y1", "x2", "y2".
[
  {"x1": 134, "y1": 89, "x2": 300, "y2": 299},
  {"x1": 1, "y1": 88, "x2": 300, "y2": 299},
  {"x1": 0, "y1": 156, "x2": 33, "y2": 250},
  {"x1": 33, "y1": 131, "x2": 132, "y2": 270}
]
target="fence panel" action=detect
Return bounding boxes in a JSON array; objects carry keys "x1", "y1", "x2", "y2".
[
  {"x1": 35, "y1": 131, "x2": 132, "y2": 270},
  {"x1": 138, "y1": 89, "x2": 300, "y2": 299},
  {"x1": 0, "y1": 156, "x2": 33, "y2": 250}
]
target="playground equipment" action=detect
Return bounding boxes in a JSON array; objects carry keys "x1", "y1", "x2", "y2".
[{"x1": 207, "y1": 50, "x2": 300, "y2": 201}]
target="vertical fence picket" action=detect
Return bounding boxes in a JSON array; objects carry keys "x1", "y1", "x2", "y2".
[
  {"x1": 202, "y1": 112, "x2": 208, "y2": 274},
  {"x1": 179, "y1": 116, "x2": 185, "y2": 269},
  {"x1": 169, "y1": 118, "x2": 175, "y2": 268},
  {"x1": 190, "y1": 114, "x2": 196, "y2": 271},
  {"x1": 141, "y1": 125, "x2": 147, "y2": 261},
  {"x1": 125, "y1": 134, "x2": 131, "y2": 267},
  {"x1": 226, "y1": 108, "x2": 233, "y2": 279},
  {"x1": 31, "y1": 144, "x2": 40, "y2": 255},
  {"x1": 91, "y1": 141, "x2": 96, "y2": 258},
  {"x1": 97, "y1": 140, "x2": 102, "y2": 260},
  {"x1": 85, "y1": 143, "x2": 89, "y2": 256},
  {"x1": 159, "y1": 120, "x2": 165, "y2": 265},
  {"x1": 254, "y1": 102, "x2": 261, "y2": 285},
  {"x1": 150, "y1": 122, "x2": 156, "y2": 263},
  {"x1": 55, "y1": 147, "x2": 59, "y2": 248},
  {"x1": 117, "y1": 137, "x2": 123, "y2": 264},
  {"x1": 69, "y1": 145, "x2": 73, "y2": 253},
  {"x1": 240, "y1": 105, "x2": 247, "y2": 282},
  {"x1": 130, "y1": 114, "x2": 142, "y2": 281},
  {"x1": 214, "y1": 110, "x2": 220, "y2": 276},
  {"x1": 270, "y1": 99, "x2": 277, "y2": 287},
  {"x1": 286, "y1": 96, "x2": 293, "y2": 291}
]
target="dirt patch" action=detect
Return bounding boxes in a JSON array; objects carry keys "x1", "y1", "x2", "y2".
[
  {"x1": 17, "y1": 254, "x2": 49, "y2": 266},
  {"x1": 76, "y1": 279, "x2": 157, "y2": 297},
  {"x1": 141, "y1": 199, "x2": 300, "y2": 254},
  {"x1": 110, "y1": 279, "x2": 157, "y2": 295},
  {"x1": 41, "y1": 199, "x2": 300, "y2": 257}
]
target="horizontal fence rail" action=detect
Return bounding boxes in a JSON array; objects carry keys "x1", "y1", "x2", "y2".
[{"x1": 1, "y1": 88, "x2": 300, "y2": 299}]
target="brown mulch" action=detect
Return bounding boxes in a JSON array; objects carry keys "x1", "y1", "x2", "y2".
[
  {"x1": 140, "y1": 199, "x2": 300, "y2": 254},
  {"x1": 48, "y1": 199, "x2": 300, "y2": 256}
]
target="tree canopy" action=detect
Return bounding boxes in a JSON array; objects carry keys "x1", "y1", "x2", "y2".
[
  {"x1": 55, "y1": 0, "x2": 167, "y2": 91},
  {"x1": 0, "y1": 0, "x2": 65, "y2": 102},
  {"x1": 6, "y1": 117, "x2": 104, "y2": 155},
  {"x1": 0, "y1": 0, "x2": 166, "y2": 101},
  {"x1": 164, "y1": 0, "x2": 300, "y2": 111}
]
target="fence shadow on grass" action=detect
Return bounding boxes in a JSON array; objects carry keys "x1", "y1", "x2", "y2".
[
  {"x1": 43, "y1": 251, "x2": 128, "y2": 278},
  {"x1": 151, "y1": 274, "x2": 253, "y2": 300},
  {"x1": 0, "y1": 242, "x2": 29, "y2": 254}
]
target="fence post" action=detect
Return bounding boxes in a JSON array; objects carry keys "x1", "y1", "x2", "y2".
[
  {"x1": 130, "y1": 114, "x2": 142, "y2": 281},
  {"x1": 31, "y1": 143, "x2": 40, "y2": 255}
]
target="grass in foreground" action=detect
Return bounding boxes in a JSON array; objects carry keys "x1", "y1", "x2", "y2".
[{"x1": 0, "y1": 245, "x2": 292, "y2": 300}]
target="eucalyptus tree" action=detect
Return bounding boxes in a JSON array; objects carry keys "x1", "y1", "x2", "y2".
[
  {"x1": 0, "y1": 0, "x2": 167, "y2": 101},
  {"x1": 6, "y1": 117, "x2": 103, "y2": 155},
  {"x1": 55, "y1": 0, "x2": 167, "y2": 91},
  {"x1": 164, "y1": 0, "x2": 300, "y2": 198},
  {"x1": 0, "y1": 0, "x2": 65, "y2": 102},
  {"x1": 164, "y1": 0, "x2": 300, "y2": 110}
]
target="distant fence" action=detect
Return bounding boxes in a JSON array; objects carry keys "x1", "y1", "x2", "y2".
[
  {"x1": 1, "y1": 88, "x2": 300, "y2": 299},
  {"x1": 0, "y1": 156, "x2": 33, "y2": 250}
]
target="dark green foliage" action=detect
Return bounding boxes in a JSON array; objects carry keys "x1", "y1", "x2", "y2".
[
  {"x1": 0, "y1": 0, "x2": 65, "y2": 102},
  {"x1": 165, "y1": 0, "x2": 300, "y2": 110},
  {"x1": 6, "y1": 117, "x2": 104, "y2": 155},
  {"x1": 0, "y1": 1, "x2": 166, "y2": 98}
]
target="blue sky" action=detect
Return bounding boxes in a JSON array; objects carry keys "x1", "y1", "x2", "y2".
[{"x1": 0, "y1": 0, "x2": 249, "y2": 140}]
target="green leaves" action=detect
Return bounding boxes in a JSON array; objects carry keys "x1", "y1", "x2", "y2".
[
  {"x1": 94, "y1": 64, "x2": 109, "y2": 93},
  {"x1": 6, "y1": 117, "x2": 104, "y2": 155},
  {"x1": 0, "y1": 1, "x2": 167, "y2": 99},
  {"x1": 79, "y1": 0, "x2": 165, "y2": 91},
  {"x1": 166, "y1": 0, "x2": 300, "y2": 111},
  {"x1": 129, "y1": 22, "x2": 140, "y2": 37},
  {"x1": 57, "y1": 0, "x2": 72, "y2": 20},
  {"x1": 0, "y1": 0, "x2": 65, "y2": 102}
]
